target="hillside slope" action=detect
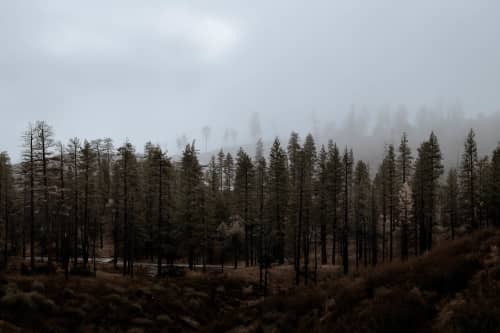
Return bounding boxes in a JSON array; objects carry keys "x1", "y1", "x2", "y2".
[{"x1": 210, "y1": 229, "x2": 500, "y2": 333}]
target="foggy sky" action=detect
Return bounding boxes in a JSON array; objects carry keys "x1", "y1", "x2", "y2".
[{"x1": 1, "y1": 1, "x2": 500, "y2": 157}]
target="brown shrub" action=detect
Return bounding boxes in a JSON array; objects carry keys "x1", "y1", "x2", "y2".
[
  {"x1": 365, "y1": 235, "x2": 483, "y2": 296},
  {"x1": 325, "y1": 287, "x2": 433, "y2": 333},
  {"x1": 441, "y1": 299, "x2": 500, "y2": 333}
]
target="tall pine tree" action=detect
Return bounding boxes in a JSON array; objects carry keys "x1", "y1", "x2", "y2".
[{"x1": 459, "y1": 129, "x2": 479, "y2": 230}]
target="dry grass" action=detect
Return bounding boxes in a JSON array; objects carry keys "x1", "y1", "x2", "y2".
[
  {"x1": 0, "y1": 266, "x2": 263, "y2": 332},
  {"x1": 207, "y1": 229, "x2": 500, "y2": 333},
  {"x1": 1, "y1": 229, "x2": 498, "y2": 332}
]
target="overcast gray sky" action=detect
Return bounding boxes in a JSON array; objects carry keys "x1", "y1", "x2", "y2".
[{"x1": 1, "y1": 0, "x2": 500, "y2": 157}]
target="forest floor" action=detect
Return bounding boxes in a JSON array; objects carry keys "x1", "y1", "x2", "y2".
[
  {"x1": 210, "y1": 229, "x2": 500, "y2": 333},
  {"x1": 1, "y1": 229, "x2": 500, "y2": 332}
]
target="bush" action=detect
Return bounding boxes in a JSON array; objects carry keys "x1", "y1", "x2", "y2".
[
  {"x1": 365, "y1": 241, "x2": 482, "y2": 296},
  {"x1": 0, "y1": 292, "x2": 36, "y2": 314},
  {"x1": 63, "y1": 288, "x2": 75, "y2": 299},
  {"x1": 29, "y1": 291, "x2": 58, "y2": 313},
  {"x1": 62, "y1": 307, "x2": 86, "y2": 321},
  {"x1": 326, "y1": 287, "x2": 434, "y2": 333},
  {"x1": 364, "y1": 288, "x2": 434, "y2": 333},
  {"x1": 0, "y1": 291, "x2": 57, "y2": 326},
  {"x1": 104, "y1": 293, "x2": 143, "y2": 317},
  {"x1": 491, "y1": 264, "x2": 500, "y2": 280},
  {"x1": 415, "y1": 254, "x2": 481, "y2": 294},
  {"x1": 31, "y1": 280, "x2": 45, "y2": 293},
  {"x1": 443, "y1": 299, "x2": 500, "y2": 333}
]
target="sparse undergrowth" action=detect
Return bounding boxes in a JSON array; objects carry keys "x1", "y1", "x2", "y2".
[
  {"x1": 0, "y1": 230, "x2": 499, "y2": 332},
  {"x1": 0, "y1": 268, "x2": 260, "y2": 332},
  {"x1": 207, "y1": 229, "x2": 500, "y2": 333}
]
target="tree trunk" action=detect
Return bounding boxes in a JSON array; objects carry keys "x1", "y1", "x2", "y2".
[
  {"x1": 30, "y1": 131, "x2": 35, "y2": 271},
  {"x1": 157, "y1": 154, "x2": 163, "y2": 277}
]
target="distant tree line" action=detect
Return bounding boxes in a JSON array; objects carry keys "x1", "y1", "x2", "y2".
[{"x1": 1, "y1": 122, "x2": 500, "y2": 293}]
